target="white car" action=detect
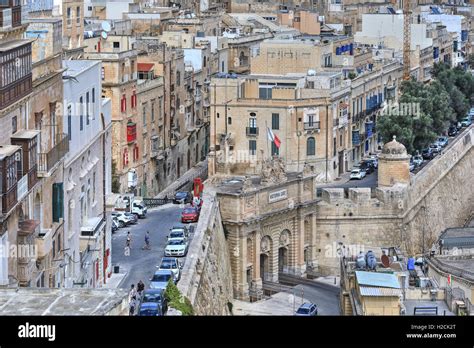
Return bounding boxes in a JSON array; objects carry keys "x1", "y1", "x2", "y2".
[
  {"x1": 167, "y1": 230, "x2": 187, "y2": 241},
  {"x1": 111, "y1": 211, "x2": 132, "y2": 228},
  {"x1": 157, "y1": 257, "x2": 182, "y2": 282},
  {"x1": 164, "y1": 237, "x2": 189, "y2": 257},
  {"x1": 350, "y1": 168, "x2": 366, "y2": 180}
]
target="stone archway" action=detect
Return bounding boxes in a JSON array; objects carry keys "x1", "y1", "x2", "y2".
[
  {"x1": 278, "y1": 230, "x2": 291, "y2": 274},
  {"x1": 259, "y1": 235, "x2": 272, "y2": 282}
]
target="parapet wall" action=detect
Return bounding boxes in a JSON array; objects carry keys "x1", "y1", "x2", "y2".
[{"x1": 178, "y1": 189, "x2": 233, "y2": 315}]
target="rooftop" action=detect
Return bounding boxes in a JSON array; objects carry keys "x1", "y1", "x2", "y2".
[
  {"x1": 0, "y1": 145, "x2": 21, "y2": 160},
  {"x1": 63, "y1": 60, "x2": 100, "y2": 78},
  {"x1": 0, "y1": 39, "x2": 33, "y2": 52},
  {"x1": 214, "y1": 172, "x2": 301, "y2": 195},
  {"x1": 0, "y1": 288, "x2": 127, "y2": 315},
  {"x1": 355, "y1": 271, "x2": 401, "y2": 289}
]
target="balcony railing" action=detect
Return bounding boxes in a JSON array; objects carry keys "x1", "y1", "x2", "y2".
[
  {"x1": 304, "y1": 121, "x2": 321, "y2": 130},
  {"x1": 38, "y1": 133, "x2": 69, "y2": 175},
  {"x1": 246, "y1": 127, "x2": 258, "y2": 136},
  {"x1": 1, "y1": 183, "x2": 17, "y2": 214}
]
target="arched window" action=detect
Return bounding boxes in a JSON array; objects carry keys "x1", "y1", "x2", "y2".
[{"x1": 307, "y1": 137, "x2": 315, "y2": 156}]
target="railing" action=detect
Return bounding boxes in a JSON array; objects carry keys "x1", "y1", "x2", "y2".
[
  {"x1": 38, "y1": 133, "x2": 69, "y2": 174},
  {"x1": 246, "y1": 127, "x2": 258, "y2": 136},
  {"x1": 304, "y1": 121, "x2": 320, "y2": 130},
  {"x1": 1, "y1": 184, "x2": 17, "y2": 214}
]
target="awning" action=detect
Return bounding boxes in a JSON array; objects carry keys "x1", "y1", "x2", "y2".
[
  {"x1": 80, "y1": 217, "x2": 105, "y2": 237},
  {"x1": 137, "y1": 63, "x2": 154, "y2": 72}
]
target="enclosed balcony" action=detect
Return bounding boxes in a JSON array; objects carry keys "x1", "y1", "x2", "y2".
[
  {"x1": 0, "y1": 144, "x2": 21, "y2": 214},
  {"x1": 246, "y1": 127, "x2": 258, "y2": 136},
  {"x1": 0, "y1": 39, "x2": 32, "y2": 110},
  {"x1": 0, "y1": 0, "x2": 22, "y2": 29},
  {"x1": 37, "y1": 133, "x2": 69, "y2": 176}
]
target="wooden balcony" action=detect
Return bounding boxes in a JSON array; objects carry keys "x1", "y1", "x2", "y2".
[
  {"x1": 0, "y1": 5, "x2": 21, "y2": 29},
  {"x1": 38, "y1": 133, "x2": 69, "y2": 176},
  {"x1": 0, "y1": 73, "x2": 32, "y2": 110},
  {"x1": 1, "y1": 183, "x2": 17, "y2": 214}
]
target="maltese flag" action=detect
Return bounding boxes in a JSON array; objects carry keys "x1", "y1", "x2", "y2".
[{"x1": 267, "y1": 127, "x2": 281, "y2": 148}]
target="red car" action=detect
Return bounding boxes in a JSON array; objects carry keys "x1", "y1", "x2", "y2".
[{"x1": 181, "y1": 207, "x2": 199, "y2": 223}]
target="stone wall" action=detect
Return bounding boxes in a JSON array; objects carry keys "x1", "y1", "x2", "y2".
[
  {"x1": 315, "y1": 127, "x2": 474, "y2": 274},
  {"x1": 178, "y1": 188, "x2": 233, "y2": 315}
]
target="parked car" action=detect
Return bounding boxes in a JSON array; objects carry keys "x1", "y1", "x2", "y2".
[
  {"x1": 421, "y1": 148, "x2": 434, "y2": 160},
  {"x1": 436, "y1": 137, "x2": 448, "y2": 148},
  {"x1": 350, "y1": 168, "x2": 366, "y2": 180},
  {"x1": 460, "y1": 116, "x2": 472, "y2": 127},
  {"x1": 111, "y1": 217, "x2": 119, "y2": 233},
  {"x1": 158, "y1": 257, "x2": 182, "y2": 281},
  {"x1": 448, "y1": 125, "x2": 458, "y2": 137},
  {"x1": 170, "y1": 226, "x2": 190, "y2": 238},
  {"x1": 363, "y1": 157, "x2": 378, "y2": 169},
  {"x1": 359, "y1": 161, "x2": 374, "y2": 174},
  {"x1": 111, "y1": 212, "x2": 132, "y2": 228},
  {"x1": 429, "y1": 143, "x2": 441, "y2": 155},
  {"x1": 173, "y1": 191, "x2": 192, "y2": 204},
  {"x1": 167, "y1": 229, "x2": 187, "y2": 241},
  {"x1": 164, "y1": 238, "x2": 189, "y2": 257},
  {"x1": 181, "y1": 207, "x2": 200, "y2": 223},
  {"x1": 295, "y1": 302, "x2": 318, "y2": 316},
  {"x1": 149, "y1": 270, "x2": 175, "y2": 290},
  {"x1": 124, "y1": 212, "x2": 138, "y2": 224},
  {"x1": 138, "y1": 289, "x2": 168, "y2": 316},
  {"x1": 412, "y1": 155, "x2": 423, "y2": 168}
]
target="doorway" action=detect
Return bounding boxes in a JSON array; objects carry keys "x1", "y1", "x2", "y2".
[
  {"x1": 278, "y1": 247, "x2": 288, "y2": 273},
  {"x1": 260, "y1": 254, "x2": 269, "y2": 281}
]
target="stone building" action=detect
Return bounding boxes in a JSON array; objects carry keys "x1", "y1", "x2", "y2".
[
  {"x1": 62, "y1": 60, "x2": 112, "y2": 288},
  {"x1": 200, "y1": 129, "x2": 474, "y2": 301},
  {"x1": 0, "y1": 0, "x2": 71, "y2": 288},
  {"x1": 53, "y1": 0, "x2": 85, "y2": 58},
  {"x1": 84, "y1": 35, "x2": 141, "y2": 194}
]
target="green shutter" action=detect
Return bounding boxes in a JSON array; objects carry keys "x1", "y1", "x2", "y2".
[{"x1": 52, "y1": 183, "x2": 64, "y2": 223}]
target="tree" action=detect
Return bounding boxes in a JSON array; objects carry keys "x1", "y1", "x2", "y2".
[{"x1": 164, "y1": 279, "x2": 194, "y2": 316}]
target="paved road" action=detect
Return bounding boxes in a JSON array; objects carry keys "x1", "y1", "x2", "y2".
[
  {"x1": 292, "y1": 282, "x2": 341, "y2": 315},
  {"x1": 111, "y1": 203, "x2": 195, "y2": 290},
  {"x1": 318, "y1": 170, "x2": 378, "y2": 189}
]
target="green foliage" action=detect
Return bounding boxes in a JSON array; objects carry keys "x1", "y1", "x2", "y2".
[
  {"x1": 348, "y1": 72, "x2": 357, "y2": 80},
  {"x1": 377, "y1": 64, "x2": 474, "y2": 154},
  {"x1": 164, "y1": 279, "x2": 194, "y2": 316}
]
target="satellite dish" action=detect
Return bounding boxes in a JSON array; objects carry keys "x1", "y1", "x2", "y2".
[
  {"x1": 381, "y1": 254, "x2": 390, "y2": 268},
  {"x1": 101, "y1": 21, "x2": 111, "y2": 32},
  {"x1": 101, "y1": 31, "x2": 108, "y2": 40}
]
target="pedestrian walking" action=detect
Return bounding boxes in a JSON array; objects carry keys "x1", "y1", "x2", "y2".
[
  {"x1": 137, "y1": 280, "x2": 145, "y2": 297},
  {"x1": 126, "y1": 231, "x2": 132, "y2": 249},
  {"x1": 129, "y1": 284, "x2": 137, "y2": 316},
  {"x1": 142, "y1": 231, "x2": 150, "y2": 250}
]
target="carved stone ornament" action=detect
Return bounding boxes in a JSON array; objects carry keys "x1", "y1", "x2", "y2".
[
  {"x1": 261, "y1": 236, "x2": 271, "y2": 253},
  {"x1": 302, "y1": 162, "x2": 314, "y2": 177},
  {"x1": 279, "y1": 230, "x2": 290, "y2": 246},
  {"x1": 261, "y1": 158, "x2": 287, "y2": 186}
]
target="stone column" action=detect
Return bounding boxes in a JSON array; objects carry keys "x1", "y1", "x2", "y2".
[
  {"x1": 235, "y1": 235, "x2": 249, "y2": 300},
  {"x1": 254, "y1": 232, "x2": 262, "y2": 289}
]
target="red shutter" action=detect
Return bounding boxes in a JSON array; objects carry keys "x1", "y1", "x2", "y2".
[
  {"x1": 123, "y1": 149, "x2": 129, "y2": 167},
  {"x1": 121, "y1": 94, "x2": 126, "y2": 112}
]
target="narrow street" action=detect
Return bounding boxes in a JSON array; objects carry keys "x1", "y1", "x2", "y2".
[{"x1": 111, "y1": 204, "x2": 195, "y2": 290}]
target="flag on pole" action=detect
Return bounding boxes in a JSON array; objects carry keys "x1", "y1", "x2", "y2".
[{"x1": 267, "y1": 127, "x2": 281, "y2": 148}]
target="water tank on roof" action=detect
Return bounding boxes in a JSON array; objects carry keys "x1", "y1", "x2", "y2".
[
  {"x1": 307, "y1": 69, "x2": 316, "y2": 76},
  {"x1": 366, "y1": 250, "x2": 377, "y2": 270},
  {"x1": 356, "y1": 251, "x2": 366, "y2": 269}
]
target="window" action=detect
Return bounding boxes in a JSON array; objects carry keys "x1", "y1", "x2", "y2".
[
  {"x1": 228, "y1": 117, "x2": 232, "y2": 125},
  {"x1": 271, "y1": 142, "x2": 279, "y2": 156},
  {"x1": 67, "y1": 105, "x2": 72, "y2": 140},
  {"x1": 249, "y1": 118, "x2": 256, "y2": 128},
  {"x1": 92, "y1": 87, "x2": 95, "y2": 103},
  {"x1": 142, "y1": 105, "x2": 147, "y2": 127},
  {"x1": 151, "y1": 100, "x2": 155, "y2": 122},
  {"x1": 67, "y1": 7, "x2": 71, "y2": 18},
  {"x1": 249, "y1": 140, "x2": 257, "y2": 155},
  {"x1": 259, "y1": 87, "x2": 272, "y2": 99},
  {"x1": 52, "y1": 240, "x2": 56, "y2": 258},
  {"x1": 113, "y1": 42, "x2": 120, "y2": 49},
  {"x1": 86, "y1": 92, "x2": 90, "y2": 125},
  {"x1": 101, "y1": 67, "x2": 105, "y2": 80},
  {"x1": 176, "y1": 71, "x2": 181, "y2": 86},
  {"x1": 52, "y1": 183, "x2": 64, "y2": 223},
  {"x1": 76, "y1": 6, "x2": 80, "y2": 24},
  {"x1": 57, "y1": 234, "x2": 61, "y2": 254},
  {"x1": 272, "y1": 113, "x2": 279, "y2": 130},
  {"x1": 12, "y1": 116, "x2": 17, "y2": 134},
  {"x1": 340, "y1": 133, "x2": 343, "y2": 147},
  {"x1": 79, "y1": 96, "x2": 84, "y2": 130},
  {"x1": 333, "y1": 137, "x2": 337, "y2": 156},
  {"x1": 131, "y1": 91, "x2": 136, "y2": 109},
  {"x1": 307, "y1": 137, "x2": 315, "y2": 156},
  {"x1": 121, "y1": 94, "x2": 126, "y2": 112}
]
